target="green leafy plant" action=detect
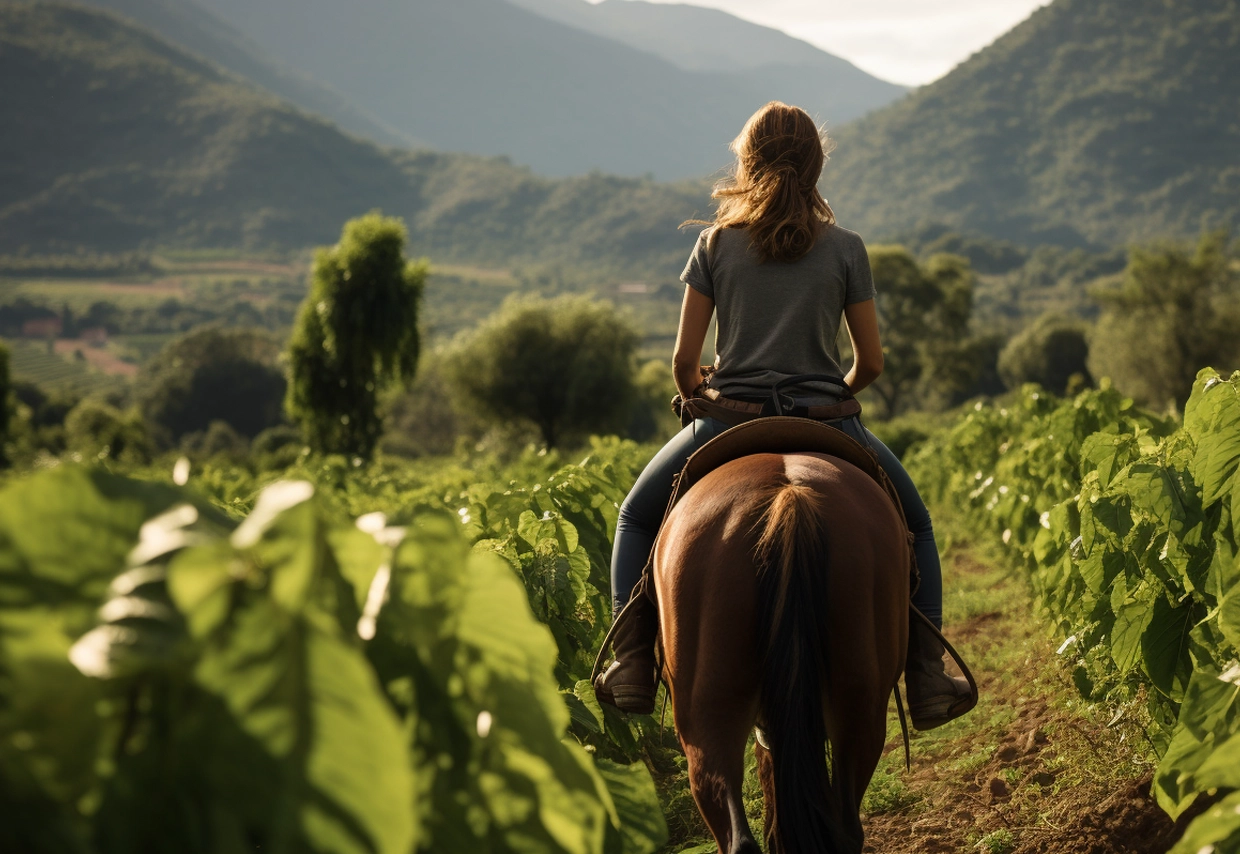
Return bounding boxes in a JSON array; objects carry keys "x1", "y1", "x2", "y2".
[
  {"x1": 908, "y1": 369, "x2": 1240, "y2": 848},
  {"x1": 0, "y1": 462, "x2": 667, "y2": 853}
]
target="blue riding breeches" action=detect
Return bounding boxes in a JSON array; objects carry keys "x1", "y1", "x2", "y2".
[{"x1": 609, "y1": 415, "x2": 944, "y2": 629}]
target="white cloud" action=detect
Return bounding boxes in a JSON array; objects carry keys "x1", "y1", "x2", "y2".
[{"x1": 594, "y1": 0, "x2": 1051, "y2": 85}]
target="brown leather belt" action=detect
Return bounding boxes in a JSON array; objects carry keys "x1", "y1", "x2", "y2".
[{"x1": 678, "y1": 387, "x2": 861, "y2": 427}]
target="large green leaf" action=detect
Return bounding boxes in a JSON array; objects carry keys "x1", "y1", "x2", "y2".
[
  {"x1": 195, "y1": 599, "x2": 417, "y2": 854},
  {"x1": 453, "y1": 547, "x2": 613, "y2": 854},
  {"x1": 1110, "y1": 582, "x2": 1154, "y2": 674},
  {"x1": 1140, "y1": 593, "x2": 1194, "y2": 700},
  {"x1": 1167, "y1": 789, "x2": 1240, "y2": 854},
  {"x1": 1188, "y1": 371, "x2": 1240, "y2": 508},
  {"x1": 370, "y1": 513, "x2": 616, "y2": 853},
  {"x1": 0, "y1": 468, "x2": 224, "y2": 631},
  {"x1": 1192, "y1": 727, "x2": 1240, "y2": 792},
  {"x1": 1154, "y1": 667, "x2": 1240, "y2": 818},
  {"x1": 598, "y1": 759, "x2": 668, "y2": 854},
  {"x1": 0, "y1": 469, "x2": 228, "y2": 846},
  {"x1": 168, "y1": 482, "x2": 418, "y2": 854}
]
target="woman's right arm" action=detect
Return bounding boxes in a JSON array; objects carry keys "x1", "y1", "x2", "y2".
[
  {"x1": 673, "y1": 284, "x2": 715, "y2": 399},
  {"x1": 843, "y1": 298, "x2": 883, "y2": 394}
]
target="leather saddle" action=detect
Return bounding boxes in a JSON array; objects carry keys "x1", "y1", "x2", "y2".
[
  {"x1": 591, "y1": 414, "x2": 979, "y2": 760},
  {"x1": 663, "y1": 416, "x2": 916, "y2": 589}
]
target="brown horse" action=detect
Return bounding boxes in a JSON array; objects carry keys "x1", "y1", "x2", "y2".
[{"x1": 655, "y1": 451, "x2": 909, "y2": 854}]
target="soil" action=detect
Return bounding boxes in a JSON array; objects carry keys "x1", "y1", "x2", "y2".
[{"x1": 859, "y1": 550, "x2": 1191, "y2": 854}]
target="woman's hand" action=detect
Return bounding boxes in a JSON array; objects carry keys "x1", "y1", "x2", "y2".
[
  {"x1": 843, "y1": 298, "x2": 884, "y2": 394},
  {"x1": 673, "y1": 285, "x2": 714, "y2": 399}
]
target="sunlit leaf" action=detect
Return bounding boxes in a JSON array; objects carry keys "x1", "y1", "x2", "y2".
[{"x1": 598, "y1": 759, "x2": 668, "y2": 854}]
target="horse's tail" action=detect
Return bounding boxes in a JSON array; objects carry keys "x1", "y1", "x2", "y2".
[{"x1": 755, "y1": 481, "x2": 839, "y2": 854}]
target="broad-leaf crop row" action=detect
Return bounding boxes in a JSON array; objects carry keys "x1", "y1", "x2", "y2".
[
  {"x1": 0, "y1": 438, "x2": 667, "y2": 853},
  {"x1": 907, "y1": 369, "x2": 1240, "y2": 852}
]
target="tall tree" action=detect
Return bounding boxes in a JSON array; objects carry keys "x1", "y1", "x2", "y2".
[
  {"x1": 866, "y1": 248, "x2": 979, "y2": 417},
  {"x1": 1089, "y1": 231, "x2": 1240, "y2": 411},
  {"x1": 445, "y1": 295, "x2": 638, "y2": 448},
  {"x1": 285, "y1": 213, "x2": 425, "y2": 459}
]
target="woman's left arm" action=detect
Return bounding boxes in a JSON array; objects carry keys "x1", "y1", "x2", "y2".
[
  {"x1": 843, "y1": 298, "x2": 884, "y2": 394},
  {"x1": 672, "y1": 284, "x2": 714, "y2": 399}
]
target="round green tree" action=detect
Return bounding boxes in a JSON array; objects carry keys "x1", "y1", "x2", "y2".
[
  {"x1": 867, "y1": 247, "x2": 981, "y2": 416},
  {"x1": 998, "y1": 313, "x2": 1092, "y2": 394},
  {"x1": 138, "y1": 327, "x2": 286, "y2": 444},
  {"x1": 446, "y1": 295, "x2": 638, "y2": 448},
  {"x1": 285, "y1": 212, "x2": 426, "y2": 459},
  {"x1": 1089, "y1": 230, "x2": 1239, "y2": 411}
]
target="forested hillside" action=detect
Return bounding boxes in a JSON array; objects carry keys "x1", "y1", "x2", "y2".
[
  {"x1": 0, "y1": 3, "x2": 413, "y2": 252},
  {"x1": 0, "y1": 3, "x2": 703, "y2": 274},
  {"x1": 55, "y1": 0, "x2": 412, "y2": 146},
  {"x1": 506, "y1": 0, "x2": 906, "y2": 124},
  {"x1": 189, "y1": 0, "x2": 894, "y2": 179},
  {"x1": 825, "y1": 0, "x2": 1240, "y2": 247},
  {"x1": 7, "y1": 0, "x2": 1237, "y2": 274}
]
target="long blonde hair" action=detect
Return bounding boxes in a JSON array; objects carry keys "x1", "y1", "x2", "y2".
[{"x1": 685, "y1": 102, "x2": 836, "y2": 263}]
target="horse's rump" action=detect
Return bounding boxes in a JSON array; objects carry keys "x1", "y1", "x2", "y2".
[{"x1": 655, "y1": 451, "x2": 909, "y2": 854}]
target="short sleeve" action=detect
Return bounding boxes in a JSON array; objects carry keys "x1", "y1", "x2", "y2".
[
  {"x1": 679, "y1": 229, "x2": 715, "y2": 299},
  {"x1": 844, "y1": 232, "x2": 877, "y2": 305}
]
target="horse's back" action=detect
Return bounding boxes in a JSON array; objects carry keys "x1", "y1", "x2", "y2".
[
  {"x1": 654, "y1": 449, "x2": 909, "y2": 722},
  {"x1": 655, "y1": 450, "x2": 908, "y2": 624}
]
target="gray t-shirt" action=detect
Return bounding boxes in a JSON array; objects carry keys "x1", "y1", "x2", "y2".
[{"x1": 679, "y1": 224, "x2": 877, "y2": 402}]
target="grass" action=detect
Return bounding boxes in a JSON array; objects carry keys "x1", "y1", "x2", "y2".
[{"x1": 975, "y1": 828, "x2": 1016, "y2": 853}]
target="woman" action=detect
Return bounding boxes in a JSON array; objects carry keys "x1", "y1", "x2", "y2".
[{"x1": 594, "y1": 101, "x2": 972, "y2": 730}]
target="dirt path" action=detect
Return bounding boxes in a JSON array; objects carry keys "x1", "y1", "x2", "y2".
[
  {"x1": 860, "y1": 543, "x2": 1196, "y2": 854},
  {"x1": 654, "y1": 533, "x2": 1198, "y2": 853}
]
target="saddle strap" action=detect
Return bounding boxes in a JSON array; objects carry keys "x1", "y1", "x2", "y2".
[
  {"x1": 890, "y1": 606, "x2": 980, "y2": 772},
  {"x1": 893, "y1": 677, "x2": 911, "y2": 772}
]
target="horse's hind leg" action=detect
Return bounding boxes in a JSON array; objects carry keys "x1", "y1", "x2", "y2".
[
  {"x1": 677, "y1": 705, "x2": 760, "y2": 854},
  {"x1": 826, "y1": 686, "x2": 893, "y2": 851}
]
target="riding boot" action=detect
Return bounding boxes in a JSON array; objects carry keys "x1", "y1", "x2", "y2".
[
  {"x1": 594, "y1": 593, "x2": 659, "y2": 715},
  {"x1": 904, "y1": 611, "x2": 976, "y2": 731}
]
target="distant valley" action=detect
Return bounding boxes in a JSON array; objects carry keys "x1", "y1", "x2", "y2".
[
  {"x1": 0, "y1": 3, "x2": 704, "y2": 275},
  {"x1": 178, "y1": 0, "x2": 906, "y2": 180},
  {"x1": 3, "y1": 0, "x2": 1236, "y2": 269}
]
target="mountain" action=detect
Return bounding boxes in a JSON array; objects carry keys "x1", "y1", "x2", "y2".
[
  {"x1": 0, "y1": 2, "x2": 412, "y2": 252},
  {"x1": 46, "y1": 0, "x2": 412, "y2": 146},
  {"x1": 0, "y1": 3, "x2": 703, "y2": 273},
  {"x1": 505, "y1": 0, "x2": 906, "y2": 125},
  {"x1": 823, "y1": 0, "x2": 1240, "y2": 247},
  {"x1": 186, "y1": 0, "x2": 901, "y2": 179}
]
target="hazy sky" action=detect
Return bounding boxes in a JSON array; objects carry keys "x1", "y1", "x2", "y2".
[{"x1": 592, "y1": 0, "x2": 1051, "y2": 86}]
